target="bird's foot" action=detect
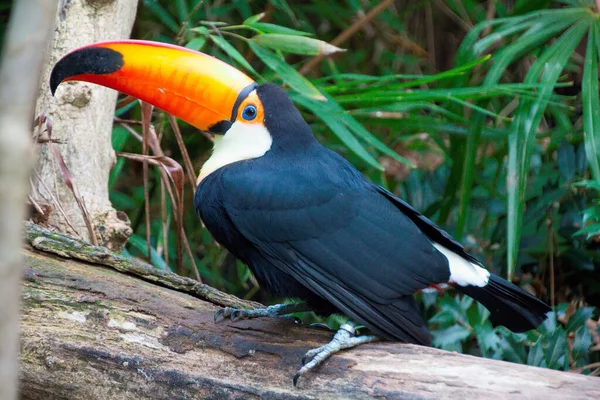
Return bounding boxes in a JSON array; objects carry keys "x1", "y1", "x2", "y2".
[
  {"x1": 214, "y1": 302, "x2": 311, "y2": 323},
  {"x1": 293, "y1": 321, "x2": 379, "y2": 386}
]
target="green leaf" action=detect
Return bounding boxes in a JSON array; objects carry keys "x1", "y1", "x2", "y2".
[
  {"x1": 127, "y1": 234, "x2": 170, "y2": 272},
  {"x1": 143, "y1": 0, "x2": 180, "y2": 34},
  {"x1": 557, "y1": 141, "x2": 576, "y2": 181},
  {"x1": 252, "y1": 34, "x2": 344, "y2": 56},
  {"x1": 543, "y1": 328, "x2": 568, "y2": 369},
  {"x1": 174, "y1": 0, "x2": 189, "y2": 23},
  {"x1": 268, "y1": 0, "x2": 296, "y2": 20},
  {"x1": 575, "y1": 179, "x2": 600, "y2": 192},
  {"x1": 208, "y1": 35, "x2": 259, "y2": 77},
  {"x1": 198, "y1": 20, "x2": 228, "y2": 26},
  {"x1": 582, "y1": 23, "x2": 600, "y2": 181},
  {"x1": 539, "y1": 311, "x2": 558, "y2": 334},
  {"x1": 306, "y1": 91, "x2": 415, "y2": 168},
  {"x1": 527, "y1": 340, "x2": 546, "y2": 367},
  {"x1": 573, "y1": 222, "x2": 600, "y2": 239},
  {"x1": 247, "y1": 22, "x2": 312, "y2": 36},
  {"x1": 111, "y1": 125, "x2": 129, "y2": 152},
  {"x1": 506, "y1": 18, "x2": 589, "y2": 280},
  {"x1": 185, "y1": 37, "x2": 206, "y2": 51},
  {"x1": 572, "y1": 326, "x2": 592, "y2": 364},
  {"x1": 566, "y1": 307, "x2": 594, "y2": 332},
  {"x1": 475, "y1": 323, "x2": 502, "y2": 354},
  {"x1": 484, "y1": 14, "x2": 582, "y2": 87},
  {"x1": 432, "y1": 324, "x2": 471, "y2": 351},
  {"x1": 189, "y1": 26, "x2": 209, "y2": 35},
  {"x1": 243, "y1": 13, "x2": 265, "y2": 25},
  {"x1": 497, "y1": 330, "x2": 528, "y2": 364},
  {"x1": 248, "y1": 42, "x2": 325, "y2": 100},
  {"x1": 456, "y1": 112, "x2": 484, "y2": 240}
]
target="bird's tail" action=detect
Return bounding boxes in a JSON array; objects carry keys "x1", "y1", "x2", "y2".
[{"x1": 457, "y1": 274, "x2": 551, "y2": 332}]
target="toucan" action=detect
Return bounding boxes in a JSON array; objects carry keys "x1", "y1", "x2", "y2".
[{"x1": 50, "y1": 40, "x2": 551, "y2": 385}]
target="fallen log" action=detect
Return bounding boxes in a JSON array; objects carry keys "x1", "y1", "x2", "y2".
[{"x1": 20, "y1": 224, "x2": 599, "y2": 399}]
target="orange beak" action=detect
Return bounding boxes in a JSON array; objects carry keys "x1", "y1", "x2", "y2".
[{"x1": 50, "y1": 40, "x2": 256, "y2": 132}]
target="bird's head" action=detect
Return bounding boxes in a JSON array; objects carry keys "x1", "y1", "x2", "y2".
[{"x1": 50, "y1": 40, "x2": 312, "y2": 182}]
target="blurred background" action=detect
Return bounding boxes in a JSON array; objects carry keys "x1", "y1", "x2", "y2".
[{"x1": 2, "y1": 0, "x2": 600, "y2": 375}]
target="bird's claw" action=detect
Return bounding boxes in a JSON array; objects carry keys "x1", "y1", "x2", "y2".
[
  {"x1": 215, "y1": 303, "x2": 310, "y2": 324},
  {"x1": 293, "y1": 322, "x2": 378, "y2": 387},
  {"x1": 214, "y1": 307, "x2": 251, "y2": 323}
]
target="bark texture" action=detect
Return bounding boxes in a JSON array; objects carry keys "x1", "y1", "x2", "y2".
[
  {"x1": 0, "y1": 2, "x2": 58, "y2": 399},
  {"x1": 32, "y1": 0, "x2": 138, "y2": 251},
  {"x1": 19, "y1": 225, "x2": 600, "y2": 400}
]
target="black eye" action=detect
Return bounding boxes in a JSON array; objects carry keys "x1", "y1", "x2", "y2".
[{"x1": 242, "y1": 105, "x2": 257, "y2": 121}]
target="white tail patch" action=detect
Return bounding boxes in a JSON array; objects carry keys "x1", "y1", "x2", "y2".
[{"x1": 433, "y1": 243, "x2": 490, "y2": 287}]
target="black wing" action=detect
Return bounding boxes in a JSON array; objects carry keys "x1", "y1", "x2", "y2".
[{"x1": 220, "y1": 149, "x2": 452, "y2": 343}]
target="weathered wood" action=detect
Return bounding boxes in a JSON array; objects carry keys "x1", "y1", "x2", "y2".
[
  {"x1": 32, "y1": 0, "x2": 138, "y2": 251},
  {"x1": 0, "y1": 2, "x2": 58, "y2": 399},
  {"x1": 19, "y1": 233, "x2": 599, "y2": 399}
]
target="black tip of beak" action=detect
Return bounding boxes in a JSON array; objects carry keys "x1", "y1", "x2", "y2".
[{"x1": 50, "y1": 46, "x2": 124, "y2": 95}]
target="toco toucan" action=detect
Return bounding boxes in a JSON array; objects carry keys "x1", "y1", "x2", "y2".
[{"x1": 50, "y1": 40, "x2": 551, "y2": 385}]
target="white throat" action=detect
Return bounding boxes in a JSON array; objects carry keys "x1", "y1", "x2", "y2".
[{"x1": 197, "y1": 121, "x2": 273, "y2": 184}]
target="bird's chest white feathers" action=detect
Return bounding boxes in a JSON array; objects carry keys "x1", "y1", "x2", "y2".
[{"x1": 197, "y1": 122, "x2": 273, "y2": 184}]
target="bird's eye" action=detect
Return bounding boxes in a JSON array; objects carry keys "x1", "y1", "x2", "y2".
[{"x1": 242, "y1": 105, "x2": 257, "y2": 121}]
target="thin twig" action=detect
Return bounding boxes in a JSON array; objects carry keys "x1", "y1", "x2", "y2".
[
  {"x1": 117, "y1": 151, "x2": 187, "y2": 278},
  {"x1": 175, "y1": 0, "x2": 206, "y2": 45},
  {"x1": 27, "y1": 194, "x2": 45, "y2": 217},
  {"x1": 48, "y1": 142, "x2": 98, "y2": 245},
  {"x1": 299, "y1": 0, "x2": 396, "y2": 76},
  {"x1": 570, "y1": 361, "x2": 600, "y2": 374},
  {"x1": 481, "y1": 0, "x2": 497, "y2": 37},
  {"x1": 160, "y1": 179, "x2": 169, "y2": 269},
  {"x1": 119, "y1": 122, "x2": 143, "y2": 142},
  {"x1": 31, "y1": 172, "x2": 81, "y2": 238},
  {"x1": 167, "y1": 114, "x2": 198, "y2": 189},
  {"x1": 182, "y1": 228, "x2": 202, "y2": 282},
  {"x1": 434, "y1": 0, "x2": 471, "y2": 32},
  {"x1": 547, "y1": 209, "x2": 555, "y2": 308},
  {"x1": 425, "y1": 2, "x2": 436, "y2": 72},
  {"x1": 141, "y1": 101, "x2": 153, "y2": 265},
  {"x1": 114, "y1": 117, "x2": 142, "y2": 125}
]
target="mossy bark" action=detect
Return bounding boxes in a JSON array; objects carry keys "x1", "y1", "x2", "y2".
[{"x1": 19, "y1": 224, "x2": 600, "y2": 399}]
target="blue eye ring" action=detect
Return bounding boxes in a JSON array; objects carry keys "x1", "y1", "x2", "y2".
[{"x1": 242, "y1": 105, "x2": 257, "y2": 121}]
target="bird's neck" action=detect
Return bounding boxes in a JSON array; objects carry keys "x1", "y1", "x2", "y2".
[{"x1": 197, "y1": 122, "x2": 273, "y2": 184}]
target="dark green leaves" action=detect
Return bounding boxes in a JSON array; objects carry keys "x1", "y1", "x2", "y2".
[
  {"x1": 248, "y1": 42, "x2": 325, "y2": 100},
  {"x1": 582, "y1": 23, "x2": 600, "y2": 181}
]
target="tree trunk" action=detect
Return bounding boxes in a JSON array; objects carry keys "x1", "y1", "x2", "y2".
[
  {"x1": 32, "y1": 0, "x2": 138, "y2": 251},
  {"x1": 19, "y1": 223, "x2": 600, "y2": 400},
  {"x1": 0, "y1": 2, "x2": 58, "y2": 399}
]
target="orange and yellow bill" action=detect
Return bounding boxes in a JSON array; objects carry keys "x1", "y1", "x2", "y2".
[{"x1": 50, "y1": 40, "x2": 256, "y2": 132}]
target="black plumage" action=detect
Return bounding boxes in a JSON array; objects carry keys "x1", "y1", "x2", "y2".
[{"x1": 195, "y1": 83, "x2": 550, "y2": 345}]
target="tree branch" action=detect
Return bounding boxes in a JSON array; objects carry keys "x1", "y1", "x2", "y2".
[
  {"x1": 19, "y1": 224, "x2": 600, "y2": 399},
  {"x1": 0, "y1": 1, "x2": 58, "y2": 399}
]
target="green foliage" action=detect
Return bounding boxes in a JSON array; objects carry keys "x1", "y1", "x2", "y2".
[
  {"x1": 425, "y1": 292, "x2": 597, "y2": 372},
  {"x1": 76, "y1": 0, "x2": 600, "y2": 373}
]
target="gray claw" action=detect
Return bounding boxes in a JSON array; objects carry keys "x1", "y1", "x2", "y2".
[
  {"x1": 293, "y1": 321, "x2": 379, "y2": 386},
  {"x1": 230, "y1": 309, "x2": 243, "y2": 322},
  {"x1": 214, "y1": 307, "x2": 233, "y2": 323}
]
